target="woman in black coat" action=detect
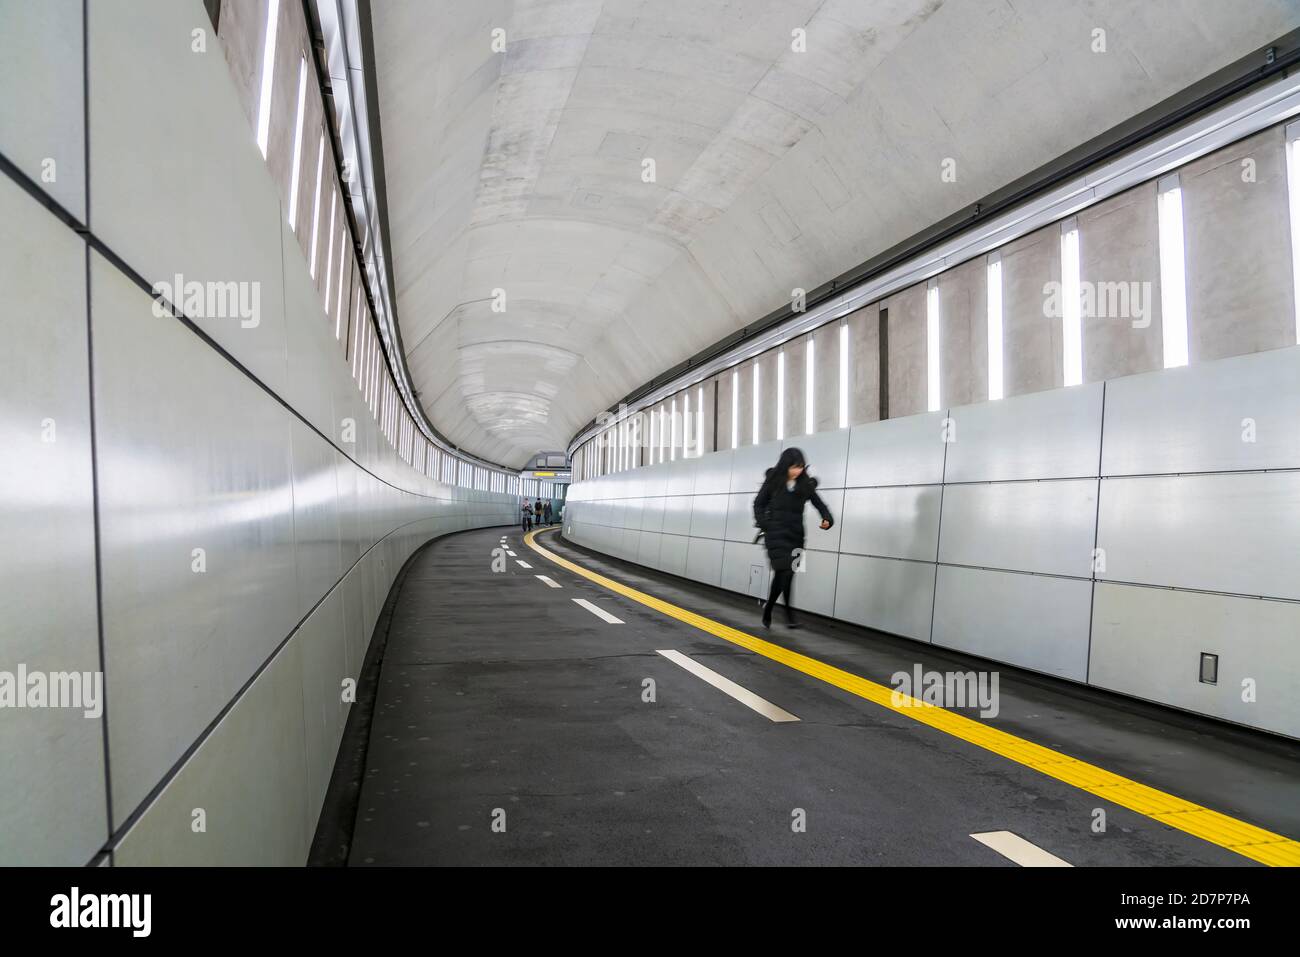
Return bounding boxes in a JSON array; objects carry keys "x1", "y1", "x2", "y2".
[{"x1": 752, "y1": 447, "x2": 834, "y2": 628}]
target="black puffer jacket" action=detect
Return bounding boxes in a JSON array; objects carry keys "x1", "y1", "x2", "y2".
[{"x1": 753, "y1": 456, "x2": 833, "y2": 571}]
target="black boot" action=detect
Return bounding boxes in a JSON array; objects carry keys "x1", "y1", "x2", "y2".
[{"x1": 761, "y1": 602, "x2": 773, "y2": 628}]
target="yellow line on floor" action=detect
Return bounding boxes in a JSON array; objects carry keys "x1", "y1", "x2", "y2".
[{"x1": 525, "y1": 527, "x2": 1300, "y2": 867}]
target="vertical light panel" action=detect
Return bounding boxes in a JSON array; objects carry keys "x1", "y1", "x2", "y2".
[
  {"x1": 731, "y1": 370, "x2": 739, "y2": 449},
  {"x1": 986, "y1": 252, "x2": 1004, "y2": 400},
  {"x1": 308, "y1": 134, "x2": 324, "y2": 278},
  {"x1": 696, "y1": 386, "x2": 703, "y2": 456},
  {"x1": 255, "y1": 0, "x2": 280, "y2": 158},
  {"x1": 805, "y1": 338, "x2": 815, "y2": 435},
  {"x1": 324, "y1": 190, "x2": 337, "y2": 313},
  {"x1": 649, "y1": 406, "x2": 657, "y2": 465},
  {"x1": 683, "y1": 391, "x2": 692, "y2": 458},
  {"x1": 1060, "y1": 218, "x2": 1083, "y2": 385},
  {"x1": 1288, "y1": 123, "x2": 1300, "y2": 344},
  {"x1": 335, "y1": 238, "x2": 347, "y2": 338},
  {"x1": 751, "y1": 364, "x2": 760, "y2": 445},
  {"x1": 776, "y1": 351, "x2": 785, "y2": 441},
  {"x1": 287, "y1": 57, "x2": 308, "y2": 228},
  {"x1": 926, "y1": 281, "x2": 941, "y2": 411},
  {"x1": 838, "y1": 323, "x2": 848, "y2": 429},
  {"x1": 1156, "y1": 175, "x2": 1189, "y2": 368},
  {"x1": 659, "y1": 406, "x2": 666, "y2": 463},
  {"x1": 670, "y1": 399, "x2": 678, "y2": 461}
]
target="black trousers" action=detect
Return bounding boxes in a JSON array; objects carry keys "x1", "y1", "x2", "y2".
[{"x1": 764, "y1": 568, "x2": 795, "y2": 620}]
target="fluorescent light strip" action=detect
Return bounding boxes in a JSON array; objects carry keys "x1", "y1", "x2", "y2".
[
  {"x1": 255, "y1": 0, "x2": 280, "y2": 158},
  {"x1": 324, "y1": 190, "x2": 337, "y2": 314},
  {"x1": 671, "y1": 398, "x2": 678, "y2": 461},
  {"x1": 805, "y1": 339, "x2": 815, "y2": 435},
  {"x1": 1157, "y1": 175, "x2": 1190, "y2": 368},
  {"x1": 731, "y1": 370, "x2": 739, "y2": 448},
  {"x1": 838, "y1": 323, "x2": 848, "y2": 429},
  {"x1": 696, "y1": 386, "x2": 703, "y2": 455},
  {"x1": 1289, "y1": 123, "x2": 1300, "y2": 345},
  {"x1": 776, "y1": 351, "x2": 785, "y2": 441},
  {"x1": 752, "y1": 364, "x2": 760, "y2": 444},
  {"x1": 986, "y1": 254, "x2": 1004, "y2": 400},
  {"x1": 287, "y1": 57, "x2": 307, "y2": 228},
  {"x1": 335, "y1": 239, "x2": 348, "y2": 338},
  {"x1": 649, "y1": 407, "x2": 656, "y2": 464},
  {"x1": 1060, "y1": 219, "x2": 1084, "y2": 385},
  {"x1": 926, "y1": 282, "x2": 941, "y2": 411},
  {"x1": 308, "y1": 134, "x2": 324, "y2": 278},
  {"x1": 684, "y1": 392, "x2": 692, "y2": 457}
]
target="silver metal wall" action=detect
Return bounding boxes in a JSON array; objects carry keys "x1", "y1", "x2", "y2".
[
  {"x1": 565, "y1": 346, "x2": 1300, "y2": 741},
  {"x1": 0, "y1": 0, "x2": 515, "y2": 865}
]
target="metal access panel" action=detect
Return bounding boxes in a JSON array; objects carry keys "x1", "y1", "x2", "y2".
[{"x1": 748, "y1": 563, "x2": 768, "y2": 599}]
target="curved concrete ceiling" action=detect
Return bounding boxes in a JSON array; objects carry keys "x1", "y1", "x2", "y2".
[{"x1": 371, "y1": 0, "x2": 1297, "y2": 467}]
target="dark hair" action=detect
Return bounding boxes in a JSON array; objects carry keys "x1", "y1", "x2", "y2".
[{"x1": 774, "y1": 447, "x2": 806, "y2": 472}]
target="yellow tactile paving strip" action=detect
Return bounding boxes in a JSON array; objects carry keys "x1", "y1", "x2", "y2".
[{"x1": 526, "y1": 527, "x2": 1300, "y2": 866}]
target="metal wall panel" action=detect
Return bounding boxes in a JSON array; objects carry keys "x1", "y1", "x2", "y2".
[
  {"x1": 844, "y1": 412, "x2": 946, "y2": 487},
  {"x1": 1089, "y1": 583, "x2": 1300, "y2": 739},
  {"x1": 658, "y1": 533, "x2": 689, "y2": 576},
  {"x1": 944, "y1": 383, "x2": 1103, "y2": 482},
  {"x1": 693, "y1": 449, "x2": 734, "y2": 494},
  {"x1": 689, "y1": 493, "x2": 729, "y2": 540},
  {"x1": 722, "y1": 491, "x2": 759, "y2": 543},
  {"x1": 931, "y1": 566, "x2": 1091, "y2": 680},
  {"x1": 784, "y1": 428, "x2": 850, "y2": 489},
  {"x1": 685, "y1": 537, "x2": 724, "y2": 587},
  {"x1": 113, "y1": 637, "x2": 310, "y2": 865},
  {"x1": 92, "y1": 256, "x2": 300, "y2": 826},
  {"x1": 89, "y1": 0, "x2": 290, "y2": 395},
  {"x1": 790, "y1": 549, "x2": 837, "y2": 617},
  {"x1": 838, "y1": 486, "x2": 941, "y2": 561},
  {"x1": 1102, "y1": 346, "x2": 1300, "y2": 476},
  {"x1": 661, "y1": 496, "x2": 693, "y2": 536},
  {"x1": 298, "y1": 588, "x2": 350, "y2": 827},
  {"x1": 1098, "y1": 472, "x2": 1300, "y2": 600},
  {"x1": 640, "y1": 495, "x2": 665, "y2": 532},
  {"x1": 0, "y1": 0, "x2": 85, "y2": 219},
  {"x1": 833, "y1": 555, "x2": 935, "y2": 642},
  {"x1": 729, "y1": 439, "x2": 782, "y2": 493},
  {"x1": 637, "y1": 531, "x2": 663, "y2": 568},
  {"x1": 0, "y1": 178, "x2": 105, "y2": 866},
  {"x1": 938, "y1": 479, "x2": 1098, "y2": 578},
  {"x1": 665, "y1": 457, "x2": 698, "y2": 495},
  {"x1": 290, "y1": 418, "x2": 344, "y2": 619}
]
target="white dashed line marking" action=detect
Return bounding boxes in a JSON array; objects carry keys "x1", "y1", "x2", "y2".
[
  {"x1": 535, "y1": 575, "x2": 561, "y2": 588},
  {"x1": 515, "y1": 560, "x2": 532, "y2": 569},
  {"x1": 970, "y1": 831, "x2": 1072, "y2": 867},
  {"x1": 573, "y1": 598, "x2": 623, "y2": 624},
  {"x1": 656, "y1": 649, "x2": 799, "y2": 722}
]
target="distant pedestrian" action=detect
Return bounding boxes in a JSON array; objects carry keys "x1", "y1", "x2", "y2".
[
  {"x1": 534, "y1": 501, "x2": 543, "y2": 525},
  {"x1": 752, "y1": 447, "x2": 833, "y2": 629},
  {"x1": 521, "y1": 499, "x2": 533, "y2": 532},
  {"x1": 543, "y1": 502, "x2": 553, "y2": 525}
]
